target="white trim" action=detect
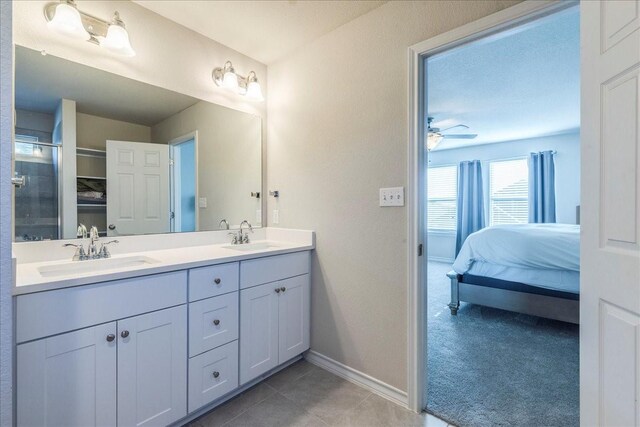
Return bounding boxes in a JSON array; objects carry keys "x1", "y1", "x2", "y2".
[
  {"x1": 304, "y1": 350, "x2": 408, "y2": 408},
  {"x1": 406, "y1": 0, "x2": 577, "y2": 413},
  {"x1": 169, "y1": 131, "x2": 199, "y2": 232},
  {"x1": 427, "y1": 256, "x2": 454, "y2": 264}
]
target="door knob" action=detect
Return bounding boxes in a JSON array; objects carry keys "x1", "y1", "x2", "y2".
[
  {"x1": 108, "y1": 224, "x2": 116, "y2": 230},
  {"x1": 106, "y1": 334, "x2": 115, "y2": 342},
  {"x1": 121, "y1": 330, "x2": 130, "y2": 338},
  {"x1": 214, "y1": 278, "x2": 221, "y2": 285},
  {"x1": 212, "y1": 371, "x2": 220, "y2": 378},
  {"x1": 213, "y1": 319, "x2": 220, "y2": 326}
]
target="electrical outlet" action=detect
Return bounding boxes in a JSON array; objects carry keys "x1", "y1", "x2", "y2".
[
  {"x1": 198, "y1": 197, "x2": 207, "y2": 208},
  {"x1": 272, "y1": 209, "x2": 279, "y2": 224},
  {"x1": 379, "y1": 187, "x2": 404, "y2": 207}
]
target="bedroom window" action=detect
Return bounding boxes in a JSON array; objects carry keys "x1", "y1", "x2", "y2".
[
  {"x1": 427, "y1": 165, "x2": 457, "y2": 231},
  {"x1": 489, "y1": 158, "x2": 528, "y2": 225}
]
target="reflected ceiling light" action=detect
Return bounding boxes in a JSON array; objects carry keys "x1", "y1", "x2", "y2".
[
  {"x1": 99, "y1": 12, "x2": 135, "y2": 57},
  {"x1": 44, "y1": 1, "x2": 135, "y2": 57},
  {"x1": 45, "y1": 0, "x2": 90, "y2": 40},
  {"x1": 427, "y1": 132, "x2": 444, "y2": 151},
  {"x1": 212, "y1": 61, "x2": 264, "y2": 102}
]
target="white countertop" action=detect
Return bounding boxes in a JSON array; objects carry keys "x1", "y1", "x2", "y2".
[{"x1": 13, "y1": 228, "x2": 314, "y2": 295}]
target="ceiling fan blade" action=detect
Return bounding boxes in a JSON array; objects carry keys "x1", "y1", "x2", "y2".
[
  {"x1": 440, "y1": 124, "x2": 469, "y2": 132},
  {"x1": 442, "y1": 134, "x2": 477, "y2": 139}
]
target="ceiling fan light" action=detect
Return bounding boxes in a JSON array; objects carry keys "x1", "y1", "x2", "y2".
[
  {"x1": 427, "y1": 132, "x2": 443, "y2": 151},
  {"x1": 47, "y1": 1, "x2": 90, "y2": 41}
]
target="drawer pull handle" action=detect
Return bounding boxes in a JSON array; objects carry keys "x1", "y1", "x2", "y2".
[
  {"x1": 275, "y1": 288, "x2": 281, "y2": 293},
  {"x1": 106, "y1": 334, "x2": 115, "y2": 342},
  {"x1": 213, "y1": 319, "x2": 220, "y2": 326},
  {"x1": 214, "y1": 278, "x2": 221, "y2": 285},
  {"x1": 121, "y1": 330, "x2": 130, "y2": 339},
  {"x1": 280, "y1": 287, "x2": 286, "y2": 293},
  {"x1": 212, "y1": 371, "x2": 220, "y2": 378}
]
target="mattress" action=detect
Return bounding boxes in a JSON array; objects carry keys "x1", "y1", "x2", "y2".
[
  {"x1": 465, "y1": 261, "x2": 580, "y2": 294},
  {"x1": 453, "y1": 223, "x2": 580, "y2": 292}
]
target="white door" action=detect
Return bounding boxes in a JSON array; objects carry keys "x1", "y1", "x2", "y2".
[
  {"x1": 106, "y1": 140, "x2": 170, "y2": 236},
  {"x1": 581, "y1": 1, "x2": 640, "y2": 425},
  {"x1": 278, "y1": 274, "x2": 310, "y2": 363},
  {"x1": 239, "y1": 282, "x2": 279, "y2": 385},
  {"x1": 117, "y1": 306, "x2": 187, "y2": 427},
  {"x1": 16, "y1": 323, "x2": 117, "y2": 427}
]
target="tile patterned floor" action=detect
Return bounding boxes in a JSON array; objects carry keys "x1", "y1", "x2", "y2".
[{"x1": 189, "y1": 360, "x2": 453, "y2": 427}]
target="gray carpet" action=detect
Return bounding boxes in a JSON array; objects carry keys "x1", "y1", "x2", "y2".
[{"x1": 426, "y1": 261, "x2": 579, "y2": 427}]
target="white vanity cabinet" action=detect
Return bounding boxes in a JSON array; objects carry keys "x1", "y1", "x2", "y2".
[
  {"x1": 239, "y1": 252, "x2": 311, "y2": 384},
  {"x1": 15, "y1": 272, "x2": 188, "y2": 427}
]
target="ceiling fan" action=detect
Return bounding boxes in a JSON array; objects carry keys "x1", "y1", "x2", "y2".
[{"x1": 427, "y1": 117, "x2": 478, "y2": 151}]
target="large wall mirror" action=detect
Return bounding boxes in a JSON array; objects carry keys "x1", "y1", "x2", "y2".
[{"x1": 13, "y1": 46, "x2": 262, "y2": 242}]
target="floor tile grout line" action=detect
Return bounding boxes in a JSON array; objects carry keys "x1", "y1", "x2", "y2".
[
  {"x1": 274, "y1": 388, "x2": 329, "y2": 425},
  {"x1": 219, "y1": 384, "x2": 278, "y2": 427}
]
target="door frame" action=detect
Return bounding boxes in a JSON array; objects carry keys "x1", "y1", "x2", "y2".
[
  {"x1": 405, "y1": 0, "x2": 577, "y2": 412},
  {"x1": 169, "y1": 131, "x2": 199, "y2": 232}
]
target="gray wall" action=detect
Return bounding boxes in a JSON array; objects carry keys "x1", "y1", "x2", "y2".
[
  {"x1": 76, "y1": 112, "x2": 152, "y2": 151},
  {"x1": 427, "y1": 132, "x2": 581, "y2": 262},
  {"x1": 1, "y1": 1, "x2": 13, "y2": 424},
  {"x1": 267, "y1": 0, "x2": 520, "y2": 391}
]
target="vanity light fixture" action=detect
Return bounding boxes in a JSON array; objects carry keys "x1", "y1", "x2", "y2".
[
  {"x1": 44, "y1": 0, "x2": 136, "y2": 57},
  {"x1": 212, "y1": 61, "x2": 264, "y2": 102}
]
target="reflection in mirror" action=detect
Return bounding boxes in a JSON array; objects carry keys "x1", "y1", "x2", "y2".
[{"x1": 13, "y1": 46, "x2": 262, "y2": 241}]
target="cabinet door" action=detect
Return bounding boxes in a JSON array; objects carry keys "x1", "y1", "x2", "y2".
[
  {"x1": 17, "y1": 323, "x2": 117, "y2": 427},
  {"x1": 278, "y1": 274, "x2": 310, "y2": 363},
  {"x1": 117, "y1": 305, "x2": 187, "y2": 427},
  {"x1": 240, "y1": 282, "x2": 279, "y2": 384}
]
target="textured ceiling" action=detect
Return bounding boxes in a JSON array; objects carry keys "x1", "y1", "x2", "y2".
[
  {"x1": 133, "y1": 0, "x2": 387, "y2": 65},
  {"x1": 427, "y1": 6, "x2": 580, "y2": 150},
  {"x1": 15, "y1": 46, "x2": 199, "y2": 126}
]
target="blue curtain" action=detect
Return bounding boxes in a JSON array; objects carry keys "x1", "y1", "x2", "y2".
[
  {"x1": 529, "y1": 151, "x2": 556, "y2": 223},
  {"x1": 456, "y1": 160, "x2": 485, "y2": 256}
]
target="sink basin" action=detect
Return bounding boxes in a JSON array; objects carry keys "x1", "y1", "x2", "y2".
[
  {"x1": 38, "y1": 256, "x2": 160, "y2": 278},
  {"x1": 223, "y1": 242, "x2": 280, "y2": 252}
]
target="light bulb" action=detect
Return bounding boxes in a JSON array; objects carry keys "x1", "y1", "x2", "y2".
[
  {"x1": 100, "y1": 21, "x2": 135, "y2": 57},
  {"x1": 47, "y1": 1, "x2": 90, "y2": 41},
  {"x1": 245, "y1": 80, "x2": 264, "y2": 101},
  {"x1": 222, "y1": 70, "x2": 239, "y2": 91},
  {"x1": 427, "y1": 132, "x2": 443, "y2": 151}
]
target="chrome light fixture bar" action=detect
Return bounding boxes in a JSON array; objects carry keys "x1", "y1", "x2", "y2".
[
  {"x1": 212, "y1": 61, "x2": 264, "y2": 102},
  {"x1": 44, "y1": 0, "x2": 135, "y2": 57}
]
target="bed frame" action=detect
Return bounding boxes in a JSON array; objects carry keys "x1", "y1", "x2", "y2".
[{"x1": 447, "y1": 271, "x2": 579, "y2": 324}]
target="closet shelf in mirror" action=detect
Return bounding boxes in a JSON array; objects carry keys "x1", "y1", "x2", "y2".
[
  {"x1": 76, "y1": 147, "x2": 106, "y2": 158},
  {"x1": 77, "y1": 176, "x2": 106, "y2": 180},
  {"x1": 77, "y1": 203, "x2": 106, "y2": 208}
]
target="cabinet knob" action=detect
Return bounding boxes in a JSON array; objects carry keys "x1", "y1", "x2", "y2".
[
  {"x1": 212, "y1": 371, "x2": 220, "y2": 378},
  {"x1": 213, "y1": 319, "x2": 220, "y2": 326},
  {"x1": 275, "y1": 288, "x2": 281, "y2": 293},
  {"x1": 214, "y1": 278, "x2": 221, "y2": 285},
  {"x1": 106, "y1": 334, "x2": 115, "y2": 342},
  {"x1": 121, "y1": 330, "x2": 130, "y2": 339},
  {"x1": 280, "y1": 287, "x2": 286, "y2": 292}
]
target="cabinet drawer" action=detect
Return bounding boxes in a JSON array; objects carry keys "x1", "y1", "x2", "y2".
[
  {"x1": 240, "y1": 251, "x2": 310, "y2": 289},
  {"x1": 189, "y1": 262, "x2": 239, "y2": 302},
  {"x1": 188, "y1": 341, "x2": 238, "y2": 413},
  {"x1": 189, "y1": 292, "x2": 239, "y2": 357},
  {"x1": 16, "y1": 271, "x2": 187, "y2": 343}
]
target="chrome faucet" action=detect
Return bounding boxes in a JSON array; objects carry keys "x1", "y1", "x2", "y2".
[
  {"x1": 63, "y1": 226, "x2": 119, "y2": 261},
  {"x1": 219, "y1": 219, "x2": 230, "y2": 230},
  {"x1": 239, "y1": 220, "x2": 253, "y2": 244},
  {"x1": 77, "y1": 223, "x2": 87, "y2": 239},
  {"x1": 88, "y1": 226, "x2": 100, "y2": 258}
]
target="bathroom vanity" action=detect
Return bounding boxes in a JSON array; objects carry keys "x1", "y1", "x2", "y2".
[{"x1": 13, "y1": 228, "x2": 314, "y2": 426}]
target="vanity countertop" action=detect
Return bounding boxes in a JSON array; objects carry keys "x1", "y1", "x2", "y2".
[{"x1": 13, "y1": 229, "x2": 314, "y2": 295}]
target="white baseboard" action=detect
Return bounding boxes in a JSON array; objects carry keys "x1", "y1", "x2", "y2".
[
  {"x1": 304, "y1": 350, "x2": 408, "y2": 408},
  {"x1": 427, "y1": 256, "x2": 454, "y2": 263}
]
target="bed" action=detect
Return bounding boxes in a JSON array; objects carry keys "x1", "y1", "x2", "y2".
[{"x1": 447, "y1": 223, "x2": 580, "y2": 324}]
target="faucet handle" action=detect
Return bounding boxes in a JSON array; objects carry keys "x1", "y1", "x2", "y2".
[
  {"x1": 227, "y1": 232, "x2": 238, "y2": 245},
  {"x1": 63, "y1": 243, "x2": 87, "y2": 261},
  {"x1": 99, "y1": 240, "x2": 119, "y2": 258}
]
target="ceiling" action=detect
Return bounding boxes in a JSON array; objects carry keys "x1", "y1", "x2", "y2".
[
  {"x1": 133, "y1": 0, "x2": 387, "y2": 65},
  {"x1": 427, "y1": 6, "x2": 580, "y2": 151},
  {"x1": 15, "y1": 46, "x2": 199, "y2": 126}
]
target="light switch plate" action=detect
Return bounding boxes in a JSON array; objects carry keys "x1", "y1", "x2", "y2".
[
  {"x1": 198, "y1": 197, "x2": 207, "y2": 208},
  {"x1": 272, "y1": 209, "x2": 279, "y2": 224},
  {"x1": 379, "y1": 187, "x2": 404, "y2": 207}
]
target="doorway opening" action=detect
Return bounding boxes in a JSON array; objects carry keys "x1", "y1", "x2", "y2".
[
  {"x1": 170, "y1": 133, "x2": 198, "y2": 233},
  {"x1": 417, "y1": 4, "x2": 581, "y2": 426}
]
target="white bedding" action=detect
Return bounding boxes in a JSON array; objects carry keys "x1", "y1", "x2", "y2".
[{"x1": 452, "y1": 224, "x2": 580, "y2": 293}]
